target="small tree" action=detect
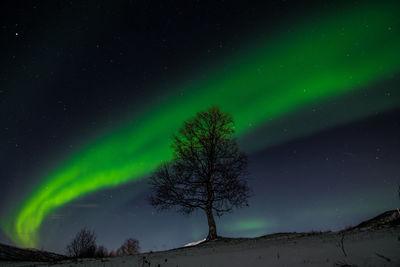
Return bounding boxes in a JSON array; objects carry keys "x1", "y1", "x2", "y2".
[
  {"x1": 398, "y1": 185, "x2": 400, "y2": 200},
  {"x1": 95, "y1": 245, "x2": 108, "y2": 258},
  {"x1": 66, "y1": 227, "x2": 97, "y2": 258},
  {"x1": 117, "y1": 238, "x2": 140, "y2": 256},
  {"x1": 149, "y1": 106, "x2": 250, "y2": 240},
  {"x1": 397, "y1": 185, "x2": 400, "y2": 215},
  {"x1": 108, "y1": 250, "x2": 117, "y2": 257}
]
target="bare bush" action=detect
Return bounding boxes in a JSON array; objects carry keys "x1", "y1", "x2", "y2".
[
  {"x1": 108, "y1": 250, "x2": 117, "y2": 257},
  {"x1": 66, "y1": 227, "x2": 97, "y2": 258},
  {"x1": 95, "y1": 245, "x2": 108, "y2": 258},
  {"x1": 117, "y1": 238, "x2": 140, "y2": 256}
]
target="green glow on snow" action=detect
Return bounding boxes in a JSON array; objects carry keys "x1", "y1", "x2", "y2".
[{"x1": 3, "y1": 1, "x2": 400, "y2": 247}]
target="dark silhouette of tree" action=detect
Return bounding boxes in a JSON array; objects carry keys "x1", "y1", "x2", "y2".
[
  {"x1": 95, "y1": 245, "x2": 108, "y2": 258},
  {"x1": 398, "y1": 184, "x2": 400, "y2": 200},
  {"x1": 108, "y1": 250, "x2": 117, "y2": 257},
  {"x1": 66, "y1": 227, "x2": 97, "y2": 258},
  {"x1": 149, "y1": 106, "x2": 250, "y2": 240},
  {"x1": 397, "y1": 185, "x2": 400, "y2": 215},
  {"x1": 117, "y1": 238, "x2": 140, "y2": 256}
]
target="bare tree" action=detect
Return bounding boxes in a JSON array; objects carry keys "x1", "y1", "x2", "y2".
[
  {"x1": 66, "y1": 227, "x2": 97, "y2": 258},
  {"x1": 398, "y1": 184, "x2": 400, "y2": 200},
  {"x1": 95, "y1": 245, "x2": 108, "y2": 258},
  {"x1": 397, "y1": 185, "x2": 400, "y2": 215},
  {"x1": 117, "y1": 238, "x2": 140, "y2": 256},
  {"x1": 149, "y1": 106, "x2": 250, "y2": 240},
  {"x1": 108, "y1": 250, "x2": 117, "y2": 257}
]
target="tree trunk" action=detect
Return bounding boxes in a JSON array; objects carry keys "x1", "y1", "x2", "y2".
[{"x1": 205, "y1": 207, "x2": 218, "y2": 240}]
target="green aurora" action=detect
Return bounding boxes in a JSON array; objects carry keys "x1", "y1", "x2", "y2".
[{"x1": 3, "y1": 1, "x2": 400, "y2": 247}]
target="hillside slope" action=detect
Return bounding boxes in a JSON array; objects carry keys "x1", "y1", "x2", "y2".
[
  {"x1": 0, "y1": 243, "x2": 66, "y2": 262},
  {"x1": 1, "y1": 210, "x2": 399, "y2": 267}
]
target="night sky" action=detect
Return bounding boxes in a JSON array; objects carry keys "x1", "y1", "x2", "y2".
[{"x1": 1, "y1": 0, "x2": 400, "y2": 254}]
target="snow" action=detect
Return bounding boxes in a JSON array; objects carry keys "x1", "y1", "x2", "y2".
[
  {"x1": 3, "y1": 227, "x2": 399, "y2": 267},
  {"x1": 184, "y1": 238, "x2": 206, "y2": 247}
]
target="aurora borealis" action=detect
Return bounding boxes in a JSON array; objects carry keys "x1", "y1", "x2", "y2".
[{"x1": 1, "y1": 0, "x2": 400, "y2": 253}]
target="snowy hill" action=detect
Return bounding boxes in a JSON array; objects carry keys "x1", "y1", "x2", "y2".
[
  {"x1": 1, "y1": 210, "x2": 399, "y2": 266},
  {"x1": 0, "y1": 243, "x2": 66, "y2": 262},
  {"x1": 352, "y1": 210, "x2": 400, "y2": 230}
]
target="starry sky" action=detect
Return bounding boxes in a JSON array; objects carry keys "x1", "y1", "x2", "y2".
[{"x1": 1, "y1": 0, "x2": 400, "y2": 254}]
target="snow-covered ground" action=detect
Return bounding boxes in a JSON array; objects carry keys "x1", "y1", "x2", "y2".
[
  {"x1": 3, "y1": 227, "x2": 399, "y2": 267},
  {"x1": 184, "y1": 238, "x2": 206, "y2": 247}
]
